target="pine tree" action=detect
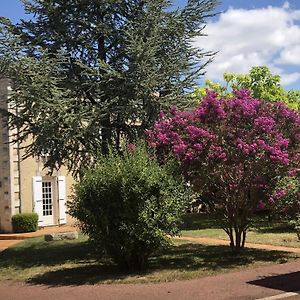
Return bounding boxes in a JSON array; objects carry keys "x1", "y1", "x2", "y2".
[{"x1": 0, "y1": 0, "x2": 218, "y2": 174}]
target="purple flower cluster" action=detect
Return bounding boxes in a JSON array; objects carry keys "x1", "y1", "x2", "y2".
[
  {"x1": 257, "y1": 200, "x2": 266, "y2": 210},
  {"x1": 288, "y1": 168, "x2": 299, "y2": 177},
  {"x1": 186, "y1": 126, "x2": 215, "y2": 140},
  {"x1": 275, "y1": 189, "x2": 287, "y2": 199},
  {"x1": 195, "y1": 90, "x2": 226, "y2": 122},
  {"x1": 146, "y1": 89, "x2": 300, "y2": 204},
  {"x1": 254, "y1": 117, "x2": 275, "y2": 132},
  {"x1": 236, "y1": 138, "x2": 258, "y2": 155},
  {"x1": 127, "y1": 143, "x2": 136, "y2": 152},
  {"x1": 208, "y1": 145, "x2": 227, "y2": 161},
  {"x1": 269, "y1": 189, "x2": 287, "y2": 204}
]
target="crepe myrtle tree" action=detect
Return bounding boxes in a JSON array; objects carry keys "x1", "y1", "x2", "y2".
[{"x1": 146, "y1": 89, "x2": 300, "y2": 252}]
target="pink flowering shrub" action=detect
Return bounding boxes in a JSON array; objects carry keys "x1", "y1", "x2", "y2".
[{"x1": 146, "y1": 90, "x2": 300, "y2": 252}]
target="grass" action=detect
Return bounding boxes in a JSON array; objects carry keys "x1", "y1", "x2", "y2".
[
  {"x1": 181, "y1": 214, "x2": 300, "y2": 248},
  {"x1": 0, "y1": 234, "x2": 299, "y2": 285}
]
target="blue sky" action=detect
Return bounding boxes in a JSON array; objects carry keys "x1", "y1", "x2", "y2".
[{"x1": 1, "y1": 0, "x2": 300, "y2": 89}]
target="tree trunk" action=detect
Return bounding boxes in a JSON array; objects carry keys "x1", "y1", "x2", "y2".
[
  {"x1": 101, "y1": 115, "x2": 112, "y2": 155},
  {"x1": 226, "y1": 227, "x2": 247, "y2": 253},
  {"x1": 235, "y1": 229, "x2": 242, "y2": 252},
  {"x1": 241, "y1": 230, "x2": 247, "y2": 248},
  {"x1": 228, "y1": 228, "x2": 234, "y2": 251}
]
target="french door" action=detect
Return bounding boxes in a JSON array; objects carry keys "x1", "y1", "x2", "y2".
[
  {"x1": 33, "y1": 176, "x2": 66, "y2": 226},
  {"x1": 40, "y1": 181, "x2": 54, "y2": 225}
]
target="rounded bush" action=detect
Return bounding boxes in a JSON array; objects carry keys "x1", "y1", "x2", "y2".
[
  {"x1": 69, "y1": 144, "x2": 187, "y2": 270},
  {"x1": 12, "y1": 213, "x2": 39, "y2": 233}
]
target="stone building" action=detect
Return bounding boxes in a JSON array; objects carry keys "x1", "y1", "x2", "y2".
[{"x1": 0, "y1": 79, "x2": 75, "y2": 232}]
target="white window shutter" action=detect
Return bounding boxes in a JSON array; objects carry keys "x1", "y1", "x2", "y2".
[
  {"x1": 32, "y1": 176, "x2": 43, "y2": 225},
  {"x1": 58, "y1": 176, "x2": 67, "y2": 224}
]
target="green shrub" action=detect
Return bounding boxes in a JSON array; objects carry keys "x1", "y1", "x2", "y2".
[
  {"x1": 12, "y1": 213, "x2": 39, "y2": 233},
  {"x1": 290, "y1": 215, "x2": 300, "y2": 241},
  {"x1": 271, "y1": 176, "x2": 300, "y2": 241},
  {"x1": 272, "y1": 176, "x2": 300, "y2": 219},
  {"x1": 69, "y1": 144, "x2": 188, "y2": 270}
]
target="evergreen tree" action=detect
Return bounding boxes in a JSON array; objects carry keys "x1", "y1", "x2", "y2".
[{"x1": 0, "y1": 0, "x2": 218, "y2": 173}]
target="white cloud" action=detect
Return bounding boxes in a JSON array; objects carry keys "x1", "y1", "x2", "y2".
[
  {"x1": 280, "y1": 72, "x2": 300, "y2": 85},
  {"x1": 276, "y1": 45, "x2": 300, "y2": 65},
  {"x1": 283, "y1": 1, "x2": 290, "y2": 9},
  {"x1": 195, "y1": 2, "x2": 300, "y2": 87}
]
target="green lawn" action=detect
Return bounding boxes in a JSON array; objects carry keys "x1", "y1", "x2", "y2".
[
  {"x1": 181, "y1": 214, "x2": 300, "y2": 248},
  {"x1": 0, "y1": 234, "x2": 298, "y2": 284}
]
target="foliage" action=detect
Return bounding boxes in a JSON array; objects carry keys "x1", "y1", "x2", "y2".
[
  {"x1": 270, "y1": 175, "x2": 300, "y2": 219},
  {"x1": 270, "y1": 173, "x2": 300, "y2": 241},
  {"x1": 147, "y1": 90, "x2": 300, "y2": 252},
  {"x1": 0, "y1": 0, "x2": 218, "y2": 174},
  {"x1": 68, "y1": 144, "x2": 188, "y2": 270},
  {"x1": 295, "y1": 216, "x2": 300, "y2": 241},
  {"x1": 193, "y1": 66, "x2": 300, "y2": 109},
  {"x1": 11, "y1": 212, "x2": 39, "y2": 233}
]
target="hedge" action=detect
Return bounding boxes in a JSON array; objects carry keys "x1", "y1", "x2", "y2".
[{"x1": 12, "y1": 213, "x2": 39, "y2": 233}]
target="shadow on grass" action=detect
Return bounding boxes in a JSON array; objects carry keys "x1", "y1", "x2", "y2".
[
  {"x1": 181, "y1": 213, "x2": 221, "y2": 230},
  {"x1": 253, "y1": 225, "x2": 295, "y2": 234},
  {"x1": 0, "y1": 237, "x2": 98, "y2": 269},
  {"x1": 250, "y1": 220, "x2": 295, "y2": 234},
  {"x1": 150, "y1": 243, "x2": 291, "y2": 273},
  {"x1": 28, "y1": 264, "x2": 134, "y2": 286},
  {"x1": 248, "y1": 271, "x2": 300, "y2": 292},
  {"x1": 0, "y1": 239, "x2": 293, "y2": 286},
  {"x1": 182, "y1": 213, "x2": 296, "y2": 236}
]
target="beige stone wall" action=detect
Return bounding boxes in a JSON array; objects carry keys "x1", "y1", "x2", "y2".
[
  {"x1": 19, "y1": 150, "x2": 76, "y2": 225},
  {"x1": 0, "y1": 79, "x2": 76, "y2": 232},
  {"x1": 0, "y1": 79, "x2": 14, "y2": 232}
]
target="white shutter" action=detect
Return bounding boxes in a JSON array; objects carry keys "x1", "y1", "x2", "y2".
[
  {"x1": 58, "y1": 176, "x2": 67, "y2": 224},
  {"x1": 32, "y1": 176, "x2": 43, "y2": 225}
]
